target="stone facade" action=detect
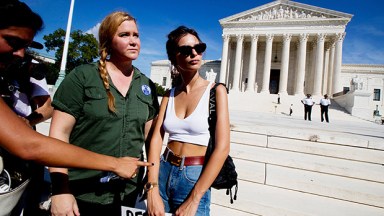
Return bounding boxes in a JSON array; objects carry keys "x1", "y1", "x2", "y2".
[
  {"x1": 150, "y1": 0, "x2": 384, "y2": 121},
  {"x1": 218, "y1": 0, "x2": 352, "y2": 96}
]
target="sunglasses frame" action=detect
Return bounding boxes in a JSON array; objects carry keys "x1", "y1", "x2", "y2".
[{"x1": 177, "y1": 43, "x2": 206, "y2": 56}]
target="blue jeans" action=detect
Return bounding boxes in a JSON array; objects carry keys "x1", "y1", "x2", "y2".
[{"x1": 159, "y1": 155, "x2": 211, "y2": 215}]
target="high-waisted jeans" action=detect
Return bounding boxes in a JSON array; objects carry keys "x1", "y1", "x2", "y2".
[{"x1": 158, "y1": 155, "x2": 211, "y2": 215}]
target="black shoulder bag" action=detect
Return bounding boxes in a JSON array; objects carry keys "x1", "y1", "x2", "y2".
[{"x1": 205, "y1": 83, "x2": 238, "y2": 204}]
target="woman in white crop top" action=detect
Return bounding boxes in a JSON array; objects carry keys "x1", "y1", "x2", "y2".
[{"x1": 147, "y1": 26, "x2": 230, "y2": 216}]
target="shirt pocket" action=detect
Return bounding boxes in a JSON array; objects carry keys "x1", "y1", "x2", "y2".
[
  {"x1": 83, "y1": 87, "x2": 110, "y2": 118},
  {"x1": 135, "y1": 94, "x2": 156, "y2": 122}
]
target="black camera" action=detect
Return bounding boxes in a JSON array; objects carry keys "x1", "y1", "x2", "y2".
[
  {"x1": 15, "y1": 54, "x2": 47, "y2": 81},
  {"x1": 0, "y1": 54, "x2": 47, "y2": 106}
]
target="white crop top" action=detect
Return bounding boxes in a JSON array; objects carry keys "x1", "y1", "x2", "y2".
[{"x1": 163, "y1": 82, "x2": 213, "y2": 146}]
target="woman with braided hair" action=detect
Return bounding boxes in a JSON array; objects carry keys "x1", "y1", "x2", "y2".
[{"x1": 48, "y1": 11, "x2": 159, "y2": 216}]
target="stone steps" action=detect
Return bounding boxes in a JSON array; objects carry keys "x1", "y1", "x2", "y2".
[
  {"x1": 211, "y1": 128, "x2": 384, "y2": 216},
  {"x1": 36, "y1": 105, "x2": 384, "y2": 216},
  {"x1": 228, "y1": 92, "x2": 354, "y2": 122},
  {"x1": 212, "y1": 181, "x2": 384, "y2": 216}
]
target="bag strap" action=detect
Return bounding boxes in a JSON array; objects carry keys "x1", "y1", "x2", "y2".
[{"x1": 208, "y1": 83, "x2": 228, "y2": 147}]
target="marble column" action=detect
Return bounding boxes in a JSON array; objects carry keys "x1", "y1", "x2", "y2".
[
  {"x1": 309, "y1": 42, "x2": 316, "y2": 94},
  {"x1": 327, "y1": 40, "x2": 335, "y2": 96},
  {"x1": 246, "y1": 34, "x2": 259, "y2": 92},
  {"x1": 313, "y1": 33, "x2": 326, "y2": 96},
  {"x1": 232, "y1": 34, "x2": 244, "y2": 91},
  {"x1": 278, "y1": 33, "x2": 291, "y2": 95},
  {"x1": 260, "y1": 34, "x2": 274, "y2": 93},
  {"x1": 294, "y1": 33, "x2": 308, "y2": 95},
  {"x1": 332, "y1": 33, "x2": 345, "y2": 96},
  {"x1": 322, "y1": 44, "x2": 330, "y2": 95},
  {"x1": 219, "y1": 34, "x2": 230, "y2": 84}
]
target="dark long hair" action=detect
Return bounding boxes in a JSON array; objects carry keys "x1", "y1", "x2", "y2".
[
  {"x1": 166, "y1": 26, "x2": 203, "y2": 87},
  {"x1": 0, "y1": 0, "x2": 43, "y2": 32}
]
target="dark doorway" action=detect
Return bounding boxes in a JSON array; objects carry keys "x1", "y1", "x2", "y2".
[{"x1": 269, "y1": 69, "x2": 280, "y2": 94}]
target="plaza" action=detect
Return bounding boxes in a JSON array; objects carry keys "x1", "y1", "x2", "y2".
[{"x1": 37, "y1": 101, "x2": 384, "y2": 215}]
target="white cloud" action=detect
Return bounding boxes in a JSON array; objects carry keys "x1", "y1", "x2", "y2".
[{"x1": 85, "y1": 23, "x2": 101, "y2": 40}]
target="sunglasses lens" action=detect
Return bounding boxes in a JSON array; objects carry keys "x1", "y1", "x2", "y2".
[
  {"x1": 178, "y1": 43, "x2": 206, "y2": 56},
  {"x1": 178, "y1": 46, "x2": 193, "y2": 56},
  {"x1": 195, "y1": 43, "x2": 206, "y2": 53}
]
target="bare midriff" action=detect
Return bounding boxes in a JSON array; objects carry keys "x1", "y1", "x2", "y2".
[{"x1": 167, "y1": 140, "x2": 207, "y2": 157}]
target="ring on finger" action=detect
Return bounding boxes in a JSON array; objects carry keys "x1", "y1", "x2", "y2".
[{"x1": 131, "y1": 173, "x2": 137, "y2": 179}]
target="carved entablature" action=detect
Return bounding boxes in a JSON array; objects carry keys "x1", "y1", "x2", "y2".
[
  {"x1": 303, "y1": 25, "x2": 345, "y2": 30},
  {"x1": 236, "y1": 5, "x2": 334, "y2": 22},
  {"x1": 220, "y1": 1, "x2": 353, "y2": 27}
]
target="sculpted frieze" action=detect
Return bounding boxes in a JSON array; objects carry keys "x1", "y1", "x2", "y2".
[
  {"x1": 304, "y1": 25, "x2": 345, "y2": 29},
  {"x1": 236, "y1": 5, "x2": 336, "y2": 22}
]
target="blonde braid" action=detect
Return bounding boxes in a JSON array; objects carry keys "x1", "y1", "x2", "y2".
[{"x1": 98, "y1": 48, "x2": 116, "y2": 113}]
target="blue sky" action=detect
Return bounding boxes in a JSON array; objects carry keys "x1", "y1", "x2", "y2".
[{"x1": 24, "y1": 0, "x2": 384, "y2": 76}]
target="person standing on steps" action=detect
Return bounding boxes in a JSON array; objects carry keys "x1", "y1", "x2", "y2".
[
  {"x1": 319, "y1": 94, "x2": 331, "y2": 123},
  {"x1": 301, "y1": 94, "x2": 314, "y2": 121}
]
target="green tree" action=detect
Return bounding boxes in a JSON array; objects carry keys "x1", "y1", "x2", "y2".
[
  {"x1": 154, "y1": 83, "x2": 167, "y2": 96},
  {"x1": 43, "y1": 28, "x2": 99, "y2": 79}
]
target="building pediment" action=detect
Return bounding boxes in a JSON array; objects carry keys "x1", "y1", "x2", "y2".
[{"x1": 220, "y1": 0, "x2": 353, "y2": 27}]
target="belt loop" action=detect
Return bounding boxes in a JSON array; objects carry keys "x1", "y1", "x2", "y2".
[
  {"x1": 165, "y1": 148, "x2": 170, "y2": 161},
  {"x1": 179, "y1": 156, "x2": 185, "y2": 170}
]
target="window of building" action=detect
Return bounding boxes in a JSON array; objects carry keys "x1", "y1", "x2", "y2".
[
  {"x1": 373, "y1": 89, "x2": 381, "y2": 101},
  {"x1": 162, "y1": 77, "x2": 167, "y2": 86}
]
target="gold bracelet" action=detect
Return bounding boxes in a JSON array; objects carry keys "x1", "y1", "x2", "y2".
[{"x1": 144, "y1": 182, "x2": 158, "y2": 192}]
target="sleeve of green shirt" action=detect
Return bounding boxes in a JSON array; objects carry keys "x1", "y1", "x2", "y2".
[{"x1": 52, "y1": 66, "x2": 86, "y2": 119}]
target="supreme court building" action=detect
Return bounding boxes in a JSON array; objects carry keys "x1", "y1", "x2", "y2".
[{"x1": 150, "y1": 0, "x2": 384, "y2": 120}]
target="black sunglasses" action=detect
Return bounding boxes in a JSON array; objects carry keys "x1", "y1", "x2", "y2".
[
  {"x1": 177, "y1": 43, "x2": 206, "y2": 56},
  {"x1": 3, "y1": 36, "x2": 31, "y2": 52}
]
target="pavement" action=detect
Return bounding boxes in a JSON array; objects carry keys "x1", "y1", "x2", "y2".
[{"x1": 35, "y1": 104, "x2": 384, "y2": 215}]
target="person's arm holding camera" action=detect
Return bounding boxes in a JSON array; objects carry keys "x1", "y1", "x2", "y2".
[{"x1": 0, "y1": 98, "x2": 153, "y2": 177}]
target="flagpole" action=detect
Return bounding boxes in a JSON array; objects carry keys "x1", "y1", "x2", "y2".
[{"x1": 54, "y1": 0, "x2": 75, "y2": 88}]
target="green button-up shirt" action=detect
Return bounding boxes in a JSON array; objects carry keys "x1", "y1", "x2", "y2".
[{"x1": 52, "y1": 62, "x2": 159, "y2": 204}]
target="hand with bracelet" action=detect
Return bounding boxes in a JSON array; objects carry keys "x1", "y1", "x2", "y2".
[{"x1": 146, "y1": 181, "x2": 165, "y2": 216}]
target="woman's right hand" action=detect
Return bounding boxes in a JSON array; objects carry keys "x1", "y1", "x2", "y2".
[
  {"x1": 50, "y1": 194, "x2": 80, "y2": 216},
  {"x1": 147, "y1": 188, "x2": 165, "y2": 216}
]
